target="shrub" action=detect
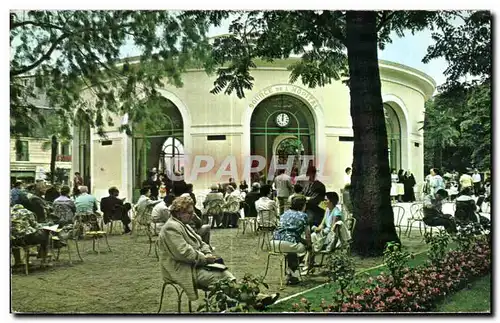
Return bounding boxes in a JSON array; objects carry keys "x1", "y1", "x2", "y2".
[
  {"x1": 198, "y1": 274, "x2": 269, "y2": 312},
  {"x1": 424, "y1": 230, "x2": 450, "y2": 266},
  {"x1": 383, "y1": 242, "x2": 412, "y2": 288},
  {"x1": 326, "y1": 251, "x2": 356, "y2": 295}
]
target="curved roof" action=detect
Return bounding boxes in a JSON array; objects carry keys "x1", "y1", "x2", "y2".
[{"x1": 119, "y1": 55, "x2": 436, "y2": 99}]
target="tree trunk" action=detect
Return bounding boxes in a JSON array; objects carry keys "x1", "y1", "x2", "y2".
[
  {"x1": 50, "y1": 135, "x2": 58, "y2": 184},
  {"x1": 346, "y1": 11, "x2": 400, "y2": 257}
]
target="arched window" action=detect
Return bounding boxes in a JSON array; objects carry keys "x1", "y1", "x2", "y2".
[
  {"x1": 161, "y1": 137, "x2": 184, "y2": 174},
  {"x1": 384, "y1": 104, "x2": 401, "y2": 170}
]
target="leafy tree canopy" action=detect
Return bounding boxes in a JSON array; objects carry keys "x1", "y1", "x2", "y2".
[
  {"x1": 10, "y1": 10, "x2": 212, "y2": 137},
  {"x1": 189, "y1": 10, "x2": 446, "y2": 98}
]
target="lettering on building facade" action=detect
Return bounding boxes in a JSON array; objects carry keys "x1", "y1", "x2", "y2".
[{"x1": 249, "y1": 85, "x2": 320, "y2": 110}]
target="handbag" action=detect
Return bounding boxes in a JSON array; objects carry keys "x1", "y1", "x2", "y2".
[{"x1": 204, "y1": 263, "x2": 228, "y2": 272}]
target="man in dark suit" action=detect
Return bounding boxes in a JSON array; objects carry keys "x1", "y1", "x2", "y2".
[
  {"x1": 302, "y1": 166, "x2": 327, "y2": 226},
  {"x1": 100, "y1": 186, "x2": 131, "y2": 234},
  {"x1": 244, "y1": 182, "x2": 261, "y2": 218}
]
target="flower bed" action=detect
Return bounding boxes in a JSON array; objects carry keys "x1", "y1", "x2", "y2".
[{"x1": 291, "y1": 236, "x2": 491, "y2": 313}]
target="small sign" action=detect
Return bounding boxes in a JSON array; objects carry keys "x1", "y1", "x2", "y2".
[{"x1": 101, "y1": 140, "x2": 113, "y2": 146}]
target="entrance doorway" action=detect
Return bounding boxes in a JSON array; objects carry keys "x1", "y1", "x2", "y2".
[
  {"x1": 132, "y1": 97, "x2": 184, "y2": 189},
  {"x1": 250, "y1": 94, "x2": 315, "y2": 182}
]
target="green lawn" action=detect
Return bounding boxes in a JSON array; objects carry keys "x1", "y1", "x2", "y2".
[
  {"x1": 10, "y1": 229, "x2": 428, "y2": 313},
  {"x1": 436, "y1": 274, "x2": 491, "y2": 313}
]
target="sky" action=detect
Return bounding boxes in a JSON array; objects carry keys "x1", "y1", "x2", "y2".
[{"x1": 119, "y1": 18, "x2": 449, "y2": 88}]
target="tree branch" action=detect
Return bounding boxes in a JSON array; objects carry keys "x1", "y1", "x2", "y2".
[
  {"x1": 376, "y1": 11, "x2": 397, "y2": 32},
  {"x1": 11, "y1": 32, "x2": 70, "y2": 77},
  {"x1": 10, "y1": 20, "x2": 66, "y2": 32}
]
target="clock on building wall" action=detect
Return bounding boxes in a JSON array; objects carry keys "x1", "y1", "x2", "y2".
[{"x1": 275, "y1": 112, "x2": 290, "y2": 128}]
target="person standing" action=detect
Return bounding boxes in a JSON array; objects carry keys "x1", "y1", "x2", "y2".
[
  {"x1": 390, "y1": 169, "x2": 399, "y2": 203},
  {"x1": 73, "y1": 172, "x2": 84, "y2": 196},
  {"x1": 429, "y1": 168, "x2": 445, "y2": 196},
  {"x1": 145, "y1": 171, "x2": 160, "y2": 200},
  {"x1": 472, "y1": 169, "x2": 482, "y2": 196},
  {"x1": 403, "y1": 170, "x2": 416, "y2": 202},
  {"x1": 274, "y1": 169, "x2": 294, "y2": 215},
  {"x1": 343, "y1": 167, "x2": 351, "y2": 187}
]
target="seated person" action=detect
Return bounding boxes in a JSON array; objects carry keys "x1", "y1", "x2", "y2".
[
  {"x1": 223, "y1": 186, "x2": 243, "y2": 228},
  {"x1": 287, "y1": 184, "x2": 304, "y2": 204},
  {"x1": 10, "y1": 181, "x2": 26, "y2": 206},
  {"x1": 180, "y1": 193, "x2": 212, "y2": 246},
  {"x1": 11, "y1": 205, "x2": 50, "y2": 267},
  {"x1": 270, "y1": 195, "x2": 311, "y2": 285},
  {"x1": 74, "y1": 185, "x2": 100, "y2": 229},
  {"x1": 239, "y1": 180, "x2": 249, "y2": 194},
  {"x1": 310, "y1": 192, "x2": 350, "y2": 252},
  {"x1": 454, "y1": 187, "x2": 479, "y2": 224},
  {"x1": 203, "y1": 184, "x2": 225, "y2": 228},
  {"x1": 423, "y1": 189, "x2": 457, "y2": 234},
  {"x1": 136, "y1": 186, "x2": 162, "y2": 217},
  {"x1": 19, "y1": 183, "x2": 48, "y2": 223},
  {"x1": 185, "y1": 183, "x2": 204, "y2": 221},
  {"x1": 100, "y1": 186, "x2": 132, "y2": 234},
  {"x1": 255, "y1": 184, "x2": 278, "y2": 228},
  {"x1": 157, "y1": 196, "x2": 278, "y2": 309},
  {"x1": 44, "y1": 184, "x2": 61, "y2": 203},
  {"x1": 152, "y1": 196, "x2": 172, "y2": 225},
  {"x1": 244, "y1": 183, "x2": 261, "y2": 218},
  {"x1": 74, "y1": 186, "x2": 98, "y2": 214},
  {"x1": 52, "y1": 186, "x2": 76, "y2": 226}
]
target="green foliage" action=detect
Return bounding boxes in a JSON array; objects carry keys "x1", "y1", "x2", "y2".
[
  {"x1": 197, "y1": 274, "x2": 269, "y2": 313},
  {"x1": 10, "y1": 10, "x2": 212, "y2": 137},
  {"x1": 192, "y1": 10, "x2": 444, "y2": 98},
  {"x1": 424, "y1": 230, "x2": 450, "y2": 266},
  {"x1": 326, "y1": 251, "x2": 356, "y2": 295},
  {"x1": 423, "y1": 11, "x2": 491, "y2": 89},
  {"x1": 453, "y1": 222, "x2": 489, "y2": 253},
  {"x1": 422, "y1": 80, "x2": 491, "y2": 171},
  {"x1": 383, "y1": 242, "x2": 412, "y2": 287}
]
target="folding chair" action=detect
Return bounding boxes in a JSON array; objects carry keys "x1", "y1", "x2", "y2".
[
  {"x1": 76, "y1": 212, "x2": 112, "y2": 255},
  {"x1": 262, "y1": 240, "x2": 303, "y2": 289},
  {"x1": 237, "y1": 202, "x2": 257, "y2": 235},
  {"x1": 158, "y1": 278, "x2": 209, "y2": 313},
  {"x1": 406, "y1": 202, "x2": 425, "y2": 237},
  {"x1": 256, "y1": 209, "x2": 278, "y2": 252},
  {"x1": 392, "y1": 205, "x2": 405, "y2": 237}
]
